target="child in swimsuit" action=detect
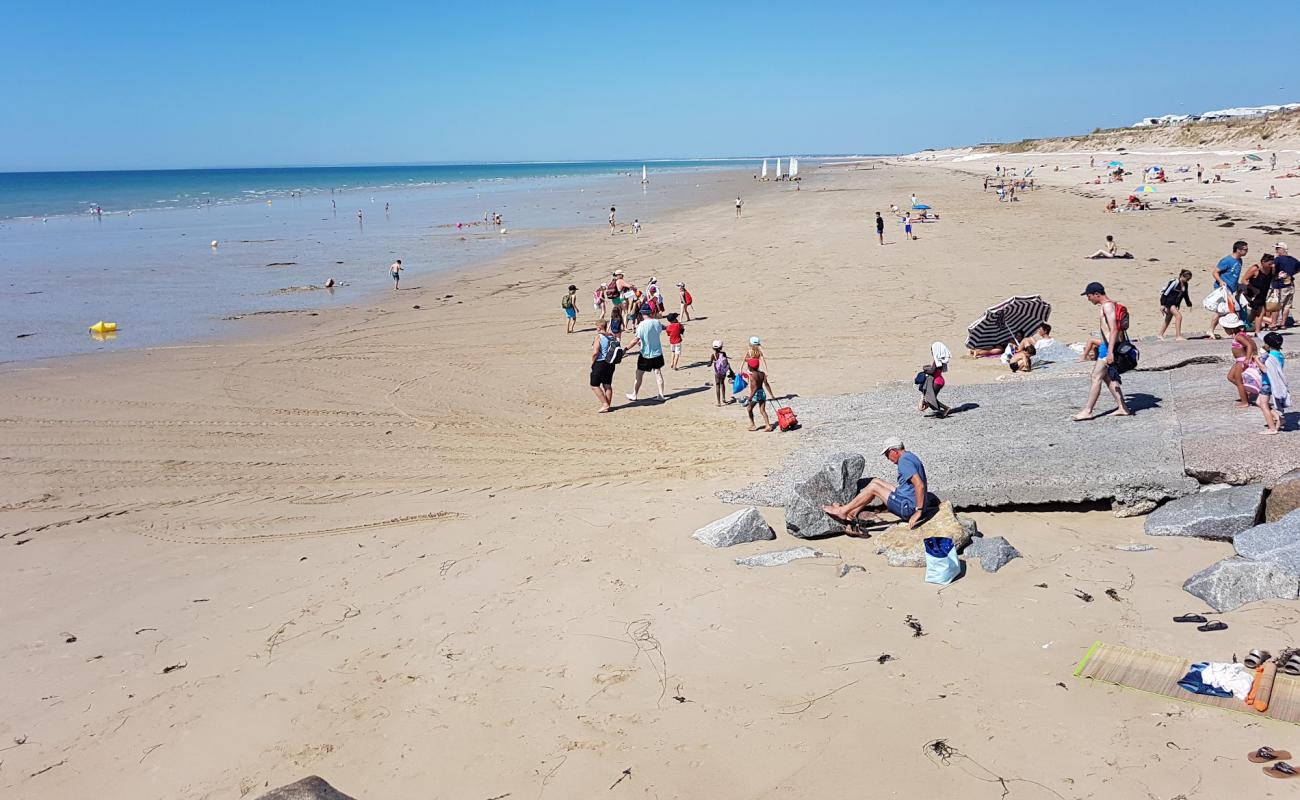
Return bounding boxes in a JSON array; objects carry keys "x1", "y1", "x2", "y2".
[
  {"x1": 1224, "y1": 315, "x2": 1257, "y2": 407},
  {"x1": 745, "y1": 358, "x2": 774, "y2": 432}
]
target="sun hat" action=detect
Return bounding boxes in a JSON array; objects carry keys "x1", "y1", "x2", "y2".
[
  {"x1": 1221, "y1": 313, "x2": 1244, "y2": 329},
  {"x1": 879, "y1": 436, "x2": 905, "y2": 455},
  {"x1": 614, "y1": 270, "x2": 624, "y2": 276},
  {"x1": 1277, "y1": 242, "x2": 1290, "y2": 250},
  {"x1": 675, "y1": 281, "x2": 685, "y2": 287},
  {"x1": 1081, "y1": 281, "x2": 1106, "y2": 295},
  {"x1": 749, "y1": 336, "x2": 761, "y2": 345},
  {"x1": 712, "y1": 340, "x2": 723, "y2": 349}
]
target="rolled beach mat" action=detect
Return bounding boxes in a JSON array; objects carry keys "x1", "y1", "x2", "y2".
[
  {"x1": 1254, "y1": 662, "x2": 1279, "y2": 713},
  {"x1": 1247, "y1": 665, "x2": 1265, "y2": 705}
]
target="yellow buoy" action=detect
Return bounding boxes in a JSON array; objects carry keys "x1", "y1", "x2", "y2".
[{"x1": 89, "y1": 321, "x2": 118, "y2": 334}]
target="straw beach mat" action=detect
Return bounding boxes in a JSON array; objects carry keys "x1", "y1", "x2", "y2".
[{"x1": 1074, "y1": 642, "x2": 1300, "y2": 725}]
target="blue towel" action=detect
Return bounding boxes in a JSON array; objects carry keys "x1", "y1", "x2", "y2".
[{"x1": 1177, "y1": 662, "x2": 1233, "y2": 698}]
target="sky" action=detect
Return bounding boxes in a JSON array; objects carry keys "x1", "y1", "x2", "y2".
[{"x1": 2, "y1": 0, "x2": 1296, "y2": 172}]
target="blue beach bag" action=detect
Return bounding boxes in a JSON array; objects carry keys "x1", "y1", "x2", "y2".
[{"x1": 924, "y1": 537, "x2": 960, "y2": 585}]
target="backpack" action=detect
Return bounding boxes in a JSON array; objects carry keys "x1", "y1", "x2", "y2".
[
  {"x1": 561, "y1": 293, "x2": 574, "y2": 309},
  {"x1": 603, "y1": 337, "x2": 624, "y2": 365},
  {"x1": 1113, "y1": 341, "x2": 1139, "y2": 373},
  {"x1": 605, "y1": 280, "x2": 620, "y2": 299},
  {"x1": 713, "y1": 353, "x2": 730, "y2": 376},
  {"x1": 1111, "y1": 301, "x2": 1130, "y2": 333}
]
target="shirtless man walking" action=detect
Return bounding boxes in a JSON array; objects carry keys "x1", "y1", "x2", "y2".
[{"x1": 1074, "y1": 281, "x2": 1131, "y2": 421}]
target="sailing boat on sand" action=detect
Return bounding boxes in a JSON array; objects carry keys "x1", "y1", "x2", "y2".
[{"x1": 641, "y1": 165, "x2": 648, "y2": 184}]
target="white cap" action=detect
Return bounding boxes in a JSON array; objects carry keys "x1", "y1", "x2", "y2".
[
  {"x1": 1277, "y1": 242, "x2": 1289, "y2": 250},
  {"x1": 712, "y1": 340, "x2": 723, "y2": 349},
  {"x1": 879, "y1": 436, "x2": 905, "y2": 455}
]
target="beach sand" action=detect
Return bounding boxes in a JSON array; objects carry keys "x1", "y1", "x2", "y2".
[{"x1": 3, "y1": 155, "x2": 1300, "y2": 799}]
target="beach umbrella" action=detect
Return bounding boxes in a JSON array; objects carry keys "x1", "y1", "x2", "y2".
[
  {"x1": 1246, "y1": 153, "x2": 1263, "y2": 162},
  {"x1": 912, "y1": 203, "x2": 931, "y2": 210},
  {"x1": 966, "y1": 295, "x2": 1053, "y2": 350},
  {"x1": 1134, "y1": 184, "x2": 1157, "y2": 193}
]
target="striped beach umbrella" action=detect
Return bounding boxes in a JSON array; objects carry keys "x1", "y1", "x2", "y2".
[
  {"x1": 1134, "y1": 184, "x2": 1157, "y2": 193},
  {"x1": 966, "y1": 295, "x2": 1053, "y2": 350}
]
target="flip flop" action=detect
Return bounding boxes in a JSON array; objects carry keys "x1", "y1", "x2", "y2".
[
  {"x1": 1172, "y1": 613, "x2": 1208, "y2": 623},
  {"x1": 1197, "y1": 621, "x2": 1228, "y2": 632},
  {"x1": 1284, "y1": 656, "x2": 1300, "y2": 676},
  {"x1": 1264, "y1": 761, "x2": 1300, "y2": 779},
  {"x1": 1249, "y1": 747, "x2": 1293, "y2": 763},
  {"x1": 1245, "y1": 650, "x2": 1273, "y2": 669}
]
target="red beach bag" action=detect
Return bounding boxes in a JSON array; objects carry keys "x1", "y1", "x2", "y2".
[{"x1": 776, "y1": 405, "x2": 799, "y2": 431}]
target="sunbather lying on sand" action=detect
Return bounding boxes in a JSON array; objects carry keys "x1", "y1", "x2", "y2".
[{"x1": 1085, "y1": 235, "x2": 1132, "y2": 259}]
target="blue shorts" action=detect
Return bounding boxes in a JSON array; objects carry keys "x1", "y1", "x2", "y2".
[
  {"x1": 886, "y1": 491, "x2": 916, "y2": 520},
  {"x1": 564, "y1": 307, "x2": 576, "y2": 319},
  {"x1": 1098, "y1": 341, "x2": 1109, "y2": 359}
]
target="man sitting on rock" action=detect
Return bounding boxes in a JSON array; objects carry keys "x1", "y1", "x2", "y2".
[{"x1": 822, "y1": 437, "x2": 928, "y2": 530}]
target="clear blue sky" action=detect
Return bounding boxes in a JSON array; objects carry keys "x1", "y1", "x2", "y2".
[{"x1": 3, "y1": 0, "x2": 1295, "y2": 171}]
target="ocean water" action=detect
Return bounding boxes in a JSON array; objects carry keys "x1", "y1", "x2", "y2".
[
  {"x1": 0, "y1": 160, "x2": 758, "y2": 221},
  {"x1": 0, "y1": 161, "x2": 768, "y2": 363}
]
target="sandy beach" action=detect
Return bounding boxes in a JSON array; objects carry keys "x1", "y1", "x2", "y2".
[{"x1": 5, "y1": 133, "x2": 1300, "y2": 798}]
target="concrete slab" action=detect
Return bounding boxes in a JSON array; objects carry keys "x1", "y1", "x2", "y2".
[{"x1": 720, "y1": 354, "x2": 1300, "y2": 513}]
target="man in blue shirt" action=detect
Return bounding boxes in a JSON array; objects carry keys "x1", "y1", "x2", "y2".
[
  {"x1": 626, "y1": 309, "x2": 666, "y2": 402},
  {"x1": 822, "y1": 436, "x2": 929, "y2": 529},
  {"x1": 1208, "y1": 240, "x2": 1248, "y2": 338}
]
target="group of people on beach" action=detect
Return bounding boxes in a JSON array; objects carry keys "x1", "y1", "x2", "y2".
[{"x1": 577, "y1": 269, "x2": 780, "y2": 428}]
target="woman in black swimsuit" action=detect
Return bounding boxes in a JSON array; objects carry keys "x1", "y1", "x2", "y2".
[{"x1": 1242, "y1": 254, "x2": 1276, "y2": 327}]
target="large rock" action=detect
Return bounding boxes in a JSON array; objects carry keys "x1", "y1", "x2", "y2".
[
  {"x1": 872, "y1": 502, "x2": 973, "y2": 568},
  {"x1": 1266, "y1": 469, "x2": 1300, "y2": 522},
  {"x1": 692, "y1": 507, "x2": 775, "y2": 548},
  {"x1": 735, "y1": 546, "x2": 833, "y2": 567},
  {"x1": 1145, "y1": 484, "x2": 1265, "y2": 540},
  {"x1": 1183, "y1": 556, "x2": 1300, "y2": 612},
  {"x1": 1233, "y1": 509, "x2": 1300, "y2": 573},
  {"x1": 964, "y1": 535, "x2": 1020, "y2": 573},
  {"x1": 784, "y1": 452, "x2": 865, "y2": 539},
  {"x1": 255, "y1": 777, "x2": 358, "y2": 800}
]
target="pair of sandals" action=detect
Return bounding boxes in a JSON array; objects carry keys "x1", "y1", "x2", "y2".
[
  {"x1": 1172, "y1": 613, "x2": 1227, "y2": 632},
  {"x1": 1250, "y1": 747, "x2": 1299, "y2": 779}
]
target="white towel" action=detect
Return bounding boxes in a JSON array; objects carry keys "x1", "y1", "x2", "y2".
[
  {"x1": 931, "y1": 341, "x2": 952, "y2": 367},
  {"x1": 1201, "y1": 661, "x2": 1253, "y2": 699}
]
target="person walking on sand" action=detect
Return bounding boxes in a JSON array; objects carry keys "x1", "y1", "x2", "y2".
[
  {"x1": 626, "y1": 308, "x2": 666, "y2": 402},
  {"x1": 1256, "y1": 331, "x2": 1290, "y2": 434},
  {"x1": 1074, "y1": 282, "x2": 1131, "y2": 421},
  {"x1": 1158, "y1": 269, "x2": 1193, "y2": 340},
  {"x1": 1206, "y1": 241, "x2": 1248, "y2": 339},
  {"x1": 1196, "y1": 163, "x2": 1203, "y2": 183},
  {"x1": 665, "y1": 312, "x2": 685, "y2": 370},
  {"x1": 562, "y1": 284, "x2": 579, "y2": 333},
  {"x1": 390, "y1": 259, "x2": 402, "y2": 289},
  {"x1": 709, "y1": 340, "x2": 732, "y2": 406},
  {"x1": 735, "y1": 196, "x2": 743, "y2": 217},
  {"x1": 743, "y1": 358, "x2": 775, "y2": 431},
  {"x1": 822, "y1": 437, "x2": 928, "y2": 530},
  {"x1": 917, "y1": 342, "x2": 952, "y2": 417},
  {"x1": 593, "y1": 284, "x2": 607, "y2": 321},
  {"x1": 904, "y1": 215, "x2": 914, "y2": 241},
  {"x1": 875, "y1": 211, "x2": 885, "y2": 245},
  {"x1": 609, "y1": 206, "x2": 617, "y2": 234},
  {"x1": 676, "y1": 282, "x2": 693, "y2": 321},
  {"x1": 589, "y1": 320, "x2": 619, "y2": 413}
]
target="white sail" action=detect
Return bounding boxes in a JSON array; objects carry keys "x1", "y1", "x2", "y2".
[
  {"x1": 761, "y1": 159, "x2": 768, "y2": 179},
  {"x1": 775, "y1": 157, "x2": 782, "y2": 177},
  {"x1": 641, "y1": 164, "x2": 648, "y2": 183},
  {"x1": 789, "y1": 158, "x2": 799, "y2": 178}
]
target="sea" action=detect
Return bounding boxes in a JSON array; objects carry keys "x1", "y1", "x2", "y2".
[{"x1": 0, "y1": 159, "x2": 776, "y2": 363}]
